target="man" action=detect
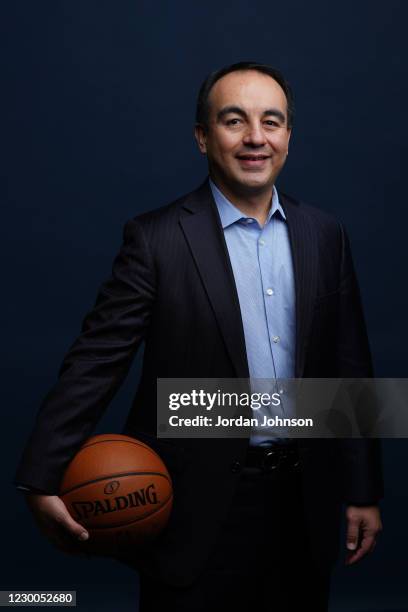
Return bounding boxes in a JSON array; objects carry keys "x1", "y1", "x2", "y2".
[{"x1": 16, "y1": 62, "x2": 383, "y2": 611}]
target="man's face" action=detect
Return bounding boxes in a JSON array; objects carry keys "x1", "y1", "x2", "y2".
[{"x1": 195, "y1": 70, "x2": 291, "y2": 194}]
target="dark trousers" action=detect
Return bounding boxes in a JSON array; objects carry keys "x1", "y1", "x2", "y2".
[{"x1": 138, "y1": 461, "x2": 332, "y2": 612}]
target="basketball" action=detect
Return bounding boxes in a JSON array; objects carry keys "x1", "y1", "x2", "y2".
[{"x1": 60, "y1": 434, "x2": 173, "y2": 555}]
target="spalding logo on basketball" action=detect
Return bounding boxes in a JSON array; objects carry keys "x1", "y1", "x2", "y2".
[{"x1": 60, "y1": 434, "x2": 173, "y2": 555}]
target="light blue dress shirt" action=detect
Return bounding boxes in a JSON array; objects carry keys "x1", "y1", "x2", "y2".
[{"x1": 210, "y1": 178, "x2": 296, "y2": 446}]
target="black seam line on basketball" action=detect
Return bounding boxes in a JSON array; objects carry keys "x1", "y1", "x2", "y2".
[
  {"x1": 60, "y1": 472, "x2": 171, "y2": 496},
  {"x1": 79, "y1": 439, "x2": 156, "y2": 453},
  {"x1": 86, "y1": 496, "x2": 173, "y2": 530}
]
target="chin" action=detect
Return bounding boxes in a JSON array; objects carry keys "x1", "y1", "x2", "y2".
[{"x1": 236, "y1": 175, "x2": 272, "y2": 191}]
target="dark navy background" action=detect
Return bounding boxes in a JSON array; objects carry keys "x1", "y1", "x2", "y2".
[{"x1": 2, "y1": 1, "x2": 407, "y2": 610}]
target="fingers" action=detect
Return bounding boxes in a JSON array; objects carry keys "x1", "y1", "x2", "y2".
[
  {"x1": 346, "y1": 515, "x2": 360, "y2": 552},
  {"x1": 344, "y1": 505, "x2": 383, "y2": 566},
  {"x1": 52, "y1": 522, "x2": 85, "y2": 555},
  {"x1": 345, "y1": 534, "x2": 376, "y2": 566},
  {"x1": 54, "y1": 505, "x2": 89, "y2": 542},
  {"x1": 26, "y1": 494, "x2": 90, "y2": 556}
]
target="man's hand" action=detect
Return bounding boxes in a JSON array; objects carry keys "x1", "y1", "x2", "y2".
[
  {"x1": 25, "y1": 494, "x2": 90, "y2": 556},
  {"x1": 345, "y1": 504, "x2": 382, "y2": 565}
]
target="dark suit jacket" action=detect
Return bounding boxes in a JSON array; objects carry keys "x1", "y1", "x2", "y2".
[{"x1": 16, "y1": 178, "x2": 384, "y2": 586}]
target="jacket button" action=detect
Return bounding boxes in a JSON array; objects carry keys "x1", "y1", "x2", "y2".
[{"x1": 230, "y1": 461, "x2": 242, "y2": 473}]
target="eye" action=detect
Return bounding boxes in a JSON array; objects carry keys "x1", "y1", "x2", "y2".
[
  {"x1": 226, "y1": 118, "x2": 242, "y2": 126},
  {"x1": 264, "y1": 120, "x2": 280, "y2": 127}
]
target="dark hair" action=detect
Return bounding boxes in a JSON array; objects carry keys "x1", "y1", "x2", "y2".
[{"x1": 196, "y1": 61, "x2": 294, "y2": 130}]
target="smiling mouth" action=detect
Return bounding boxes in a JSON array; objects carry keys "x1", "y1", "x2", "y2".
[{"x1": 236, "y1": 155, "x2": 270, "y2": 161}]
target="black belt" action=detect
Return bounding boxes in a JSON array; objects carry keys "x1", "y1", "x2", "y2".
[{"x1": 245, "y1": 442, "x2": 300, "y2": 472}]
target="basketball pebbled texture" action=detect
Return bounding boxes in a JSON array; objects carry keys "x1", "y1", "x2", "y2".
[{"x1": 60, "y1": 434, "x2": 173, "y2": 555}]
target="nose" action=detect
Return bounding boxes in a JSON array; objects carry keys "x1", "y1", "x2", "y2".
[{"x1": 242, "y1": 121, "x2": 267, "y2": 147}]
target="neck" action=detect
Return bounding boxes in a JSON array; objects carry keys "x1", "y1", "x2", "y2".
[{"x1": 210, "y1": 175, "x2": 274, "y2": 226}]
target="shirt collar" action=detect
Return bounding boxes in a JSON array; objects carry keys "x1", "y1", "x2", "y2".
[{"x1": 209, "y1": 178, "x2": 286, "y2": 229}]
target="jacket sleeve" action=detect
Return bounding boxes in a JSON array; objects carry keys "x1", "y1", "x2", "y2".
[
  {"x1": 335, "y1": 224, "x2": 384, "y2": 505},
  {"x1": 15, "y1": 218, "x2": 156, "y2": 494}
]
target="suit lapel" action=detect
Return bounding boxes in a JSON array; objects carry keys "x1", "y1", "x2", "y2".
[
  {"x1": 179, "y1": 180, "x2": 250, "y2": 378},
  {"x1": 279, "y1": 192, "x2": 318, "y2": 377},
  {"x1": 179, "y1": 180, "x2": 318, "y2": 380}
]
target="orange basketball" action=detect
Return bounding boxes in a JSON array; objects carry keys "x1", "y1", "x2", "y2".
[{"x1": 60, "y1": 434, "x2": 173, "y2": 556}]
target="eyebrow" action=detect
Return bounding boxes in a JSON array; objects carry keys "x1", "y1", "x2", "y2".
[{"x1": 216, "y1": 105, "x2": 286, "y2": 125}]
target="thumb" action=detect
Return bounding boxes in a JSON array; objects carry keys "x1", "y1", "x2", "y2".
[
  {"x1": 54, "y1": 501, "x2": 89, "y2": 542},
  {"x1": 346, "y1": 516, "x2": 360, "y2": 551}
]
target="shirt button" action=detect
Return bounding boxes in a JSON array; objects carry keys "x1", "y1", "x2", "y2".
[
  {"x1": 259, "y1": 239, "x2": 265, "y2": 246},
  {"x1": 230, "y1": 461, "x2": 242, "y2": 473},
  {"x1": 273, "y1": 335, "x2": 280, "y2": 343},
  {"x1": 246, "y1": 218, "x2": 254, "y2": 224},
  {"x1": 266, "y1": 288, "x2": 274, "y2": 296}
]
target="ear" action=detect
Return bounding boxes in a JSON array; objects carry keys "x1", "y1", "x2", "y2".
[{"x1": 194, "y1": 124, "x2": 208, "y2": 154}]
